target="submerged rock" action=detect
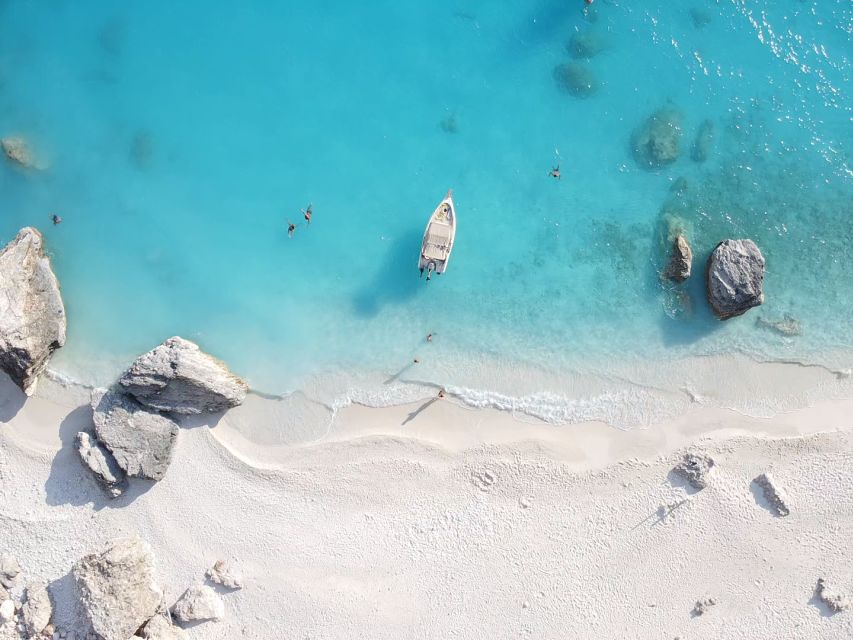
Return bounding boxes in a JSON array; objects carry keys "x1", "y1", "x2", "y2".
[
  {"x1": 753, "y1": 472, "x2": 789, "y2": 516},
  {"x1": 76, "y1": 431, "x2": 129, "y2": 498},
  {"x1": 22, "y1": 581, "x2": 52, "y2": 637},
  {"x1": 119, "y1": 336, "x2": 248, "y2": 415},
  {"x1": 690, "y1": 7, "x2": 713, "y2": 29},
  {"x1": 1, "y1": 137, "x2": 41, "y2": 169},
  {"x1": 691, "y1": 119, "x2": 715, "y2": 162},
  {"x1": 206, "y1": 560, "x2": 243, "y2": 590},
  {"x1": 73, "y1": 537, "x2": 163, "y2": 640},
  {"x1": 439, "y1": 114, "x2": 458, "y2": 134},
  {"x1": 171, "y1": 584, "x2": 225, "y2": 623},
  {"x1": 91, "y1": 388, "x2": 179, "y2": 481},
  {"x1": 672, "y1": 453, "x2": 714, "y2": 490},
  {"x1": 0, "y1": 555, "x2": 21, "y2": 590},
  {"x1": 0, "y1": 228, "x2": 67, "y2": 395},
  {"x1": 706, "y1": 239, "x2": 765, "y2": 319},
  {"x1": 0, "y1": 599, "x2": 13, "y2": 624},
  {"x1": 756, "y1": 314, "x2": 801, "y2": 337},
  {"x1": 664, "y1": 234, "x2": 693, "y2": 283},
  {"x1": 138, "y1": 614, "x2": 189, "y2": 640},
  {"x1": 567, "y1": 29, "x2": 608, "y2": 59},
  {"x1": 816, "y1": 578, "x2": 850, "y2": 613},
  {"x1": 553, "y1": 62, "x2": 598, "y2": 99},
  {"x1": 631, "y1": 108, "x2": 683, "y2": 169}
]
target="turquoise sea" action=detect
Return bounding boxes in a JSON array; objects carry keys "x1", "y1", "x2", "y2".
[{"x1": 1, "y1": 1, "x2": 851, "y2": 426}]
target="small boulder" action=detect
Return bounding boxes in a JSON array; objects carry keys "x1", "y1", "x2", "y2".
[
  {"x1": 0, "y1": 598, "x2": 13, "y2": 624},
  {"x1": 91, "y1": 389, "x2": 179, "y2": 481},
  {"x1": 76, "y1": 431, "x2": 129, "y2": 498},
  {"x1": 691, "y1": 597, "x2": 716, "y2": 617},
  {"x1": 72, "y1": 537, "x2": 163, "y2": 640},
  {"x1": 22, "y1": 582, "x2": 52, "y2": 637},
  {"x1": 206, "y1": 560, "x2": 243, "y2": 590},
  {"x1": 119, "y1": 336, "x2": 248, "y2": 415},
  {"x1": 171, "y1": 584, "x2": 224, "y2": 623},
  {"x1": 0, "y1": 555, "x2": 21, "y2": 590},
  {"x1": 0, "y1": 228, "x2": 67, "y2": 395},
  {"x1": 691, "y1": 119, "x2": 714, "y2": 163},
  {"x1": 753, "y1": 472, "x2": 789, "y2": 516},
  {"x1": 138, "y1": 614, "x2": 189, "y2": 640},
  {"x1": 632, "y1": 108, "x2": 683, "y2": 169},
  {"x1": 672, "y1": 453, "x2": 714, "y2": 490},
  {"x1": 706, "y1": 239, "x2": 765, "y2": 319},
  {"x1": 664, "y1": 234, "x2": 693, "y2": 283},
  {"x1": 567, "y1": 30, "x2": 608, "y2": 59},
  {"x1": 553, "y1": 62, "x2": 598, "y2": 99},
  {"x1": 816, "y1": 578, "x2": 850, "y2": 613}
]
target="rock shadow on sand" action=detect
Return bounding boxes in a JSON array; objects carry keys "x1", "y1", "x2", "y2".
[
  {"x1": 44, "y1": 404, "x2": 155, "y2": 510},
  {"x1": 0, "y1": 371, "x2": 26, "y2": 422}
]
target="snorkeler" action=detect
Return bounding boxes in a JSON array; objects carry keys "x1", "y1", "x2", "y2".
[
  {"x1": 287, "y1": 221, "x2": 296, "y2": 238},
  {"x1": 427, "y1": 333, "x2": 433, "y2": 342},
  {"x1": 302, "y1": 203, "x2": 313, "y2": 225},
  {"x1": 51, "y1": 214, "x2": 62, "y2": 225},
  {"x1": 549, "y1": 164, "x2": 561, "y2": 180}
]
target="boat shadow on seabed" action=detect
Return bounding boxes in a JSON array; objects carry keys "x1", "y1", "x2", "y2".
[{"x1": 351, "y1": 229, "x2": 424, "y2": 318}]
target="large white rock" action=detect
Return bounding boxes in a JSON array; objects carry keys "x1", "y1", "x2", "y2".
[
  {"x1": 0, "y1": 228, "x2": 66, "y2": 395},
  {"x1": 76, "y1": 431, "x2": 129, "y2": 498},
  {"x1": 91, "y1": 389, "x2": 179, "y2": 481},
  {"x1": 72, "y1": 537, "x2": 163, "y2": 640},
  {"x1": 138, "y1": 614, "x2": 189, "y2": 639},
  {"x1": 22, "y1": 581, "x2": 52, "y2": 636},
  {"x1": 706, "y1": 239, "x2": 765, "y2": 319},
  {"x1": 0, "y1": 555, "x2": 21, "y2": 590},
  {"x1": 119, "y1": 337, "x2": 248, "y2": 415},
  {"x1": 171, "y1": 584, "x2": 225, "y2": 623}
]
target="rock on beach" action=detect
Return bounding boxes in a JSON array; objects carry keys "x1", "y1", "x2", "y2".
[
  {"x1": 119, "y1": 336, "x2": 248, "y2": 415},
  {"x1": 72, "y1": 537, "x2": 163, "y2": 640},
  {"x1": 0, "y1": 228, "x2": 66, "y2": 395},
  {"x1": 171, "y1": 584, "x2": 225, "y2": 623},
  {"x1": 75, "y1": 431, "x2": 129, "y2": 498},
  {"x1": 706, "y1": 239, "x2": 765, "y2": 319}
]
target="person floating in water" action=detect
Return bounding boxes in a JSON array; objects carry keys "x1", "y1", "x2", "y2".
[
  {"x1": 287, "y1": 221, "x2": 297, "y2": 238},
  {"x1": 549, "y1": 164, "x2": 561, "y2": 180},
  {"x1": 426, "y1": 333, "x2": 433, "y2": 342},
  {"x1": 302, "y1": 203, "x2": 313, "y2": 225},
  {"x1": 51, "y1": 214, "x2": 62, "y2": 225}
]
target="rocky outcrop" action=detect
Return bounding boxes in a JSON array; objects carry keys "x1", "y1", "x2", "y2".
[
  {"x1": 664, "y1": 234, "x2": 693, "y2": 282},
  {"x1": 91, "y1": 389, "x2": 179, "y2": 481},
  {"x1": 706, "y1": 239, "x2": 765, "y2": 319},
  {"x1": 0, "y1": 556, "x2": 21, "y2": 590},
  {"x1": 21, "y1": 582, "x2": 52, "y2": 637},
  {"x1": 753, "y1": 472, "x2": 789, "y2": 516},
  {"x1": 631, "y1": 108, "x2": 683, "y2": 169},
  {"x1": 73, "y1": 537, "x2": 163, "y2": 640},
  {"x1": 672, "y1": 453, "x2": 714, "y2": 490},
  {"x1": 553, "y1": 62, "x2": 598, "y2": 99},
  {"x1": 137, "y1": 614, "x2": 189, "y2": 640},
  {"x1": 207, "y1": 560, "x2": 243, "y2": 590},
  {"x1": 171, "y1": 584, "x2": 224, "y2": 623},
  {"x1": 816, "y1": 578, "x2": 850, "y2": 613},
  {"x1": 119, "y1": 337, "x2": 248, "y2": 415},
  {"x1": 691, "y1": 119, "x2": 714, "y2": 162},
  {"x1": 0, "y1": 228, "x2": 66, "y2": 395},
  {"x1": 76, "y1": 431, "x2": 129, "y2": 498}
]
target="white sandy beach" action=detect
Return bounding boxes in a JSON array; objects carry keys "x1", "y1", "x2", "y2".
[{"x1": 1, "y1": 363, "x2": 852, "y2": 639}]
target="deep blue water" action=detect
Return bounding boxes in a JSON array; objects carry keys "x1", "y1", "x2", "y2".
[{"x1": 0, "y1": 1, "x2": 850, "y2": 420}]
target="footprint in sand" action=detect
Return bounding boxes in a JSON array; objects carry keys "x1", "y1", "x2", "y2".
[{"x1": 471, "y1": 469, "x2": 496, "y2": 492}]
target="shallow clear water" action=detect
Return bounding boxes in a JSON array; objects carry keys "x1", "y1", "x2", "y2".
[{"x1": 0, "y1": 1, "x2": 851, "y2": 421}]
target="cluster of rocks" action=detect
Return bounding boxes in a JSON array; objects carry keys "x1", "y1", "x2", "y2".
[
  {"x1": 553, "y1": 23, "x2": 608, "y2": 99},
  {"x1": 815, "y1": 578, "x2": 850, "y2": 614},
  {"x1": 752, "y1": 472, "x2": 790, "y2": 517},
  {"x1": 76, "y1": 337, "x2": 248, "y2": 498},
  {"x1": 632, "y1": 108, "x2": 715, "y2": 169},
  {"x1": 691, "y1": 597, "x2": 716, "y2": 617},
  {"x1": 0, "y1": 228, "x2": 67, "y2": 396},
  {"x1": 0, "y1": 554, "x2": 55, "y2": 639}
]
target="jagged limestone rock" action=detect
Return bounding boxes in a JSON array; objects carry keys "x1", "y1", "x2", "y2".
[
  {"x1": 119, "y1": 337, "x2": 248, "y2": 415},
  {"x1": 171, "y1": 584, "x2": 225, "y2": 623},
  {"x1": 76, "y1": 431, "x2": 129, "y2": 498},
  {"x1": 707, "y1": 239, "x2": 765, "y2": 319},
  {"x1": 0, "y1": 228, "x2": 66, "y2": 395}
]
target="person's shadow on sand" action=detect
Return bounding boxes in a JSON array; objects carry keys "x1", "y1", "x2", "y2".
[{"x1": 44, "y1": 405, "x2": 155, "y2": 510}]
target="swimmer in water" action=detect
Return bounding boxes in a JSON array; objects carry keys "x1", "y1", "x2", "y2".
[
  {"x1": 287, "y1": 221, "x2": 296, "y2": 238},
  {"x1": 51, "y1": 214, "x2": 62, "y2": 225},
  {"x1": 426, "y1": 333, "x2": 433, "y2": 342},
  {"x1": 549, "y1": 164, "x2": 561, "y2": 180},
  {"x1": 302, "y1": 203, "x2": 313, "y2": 225}
]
